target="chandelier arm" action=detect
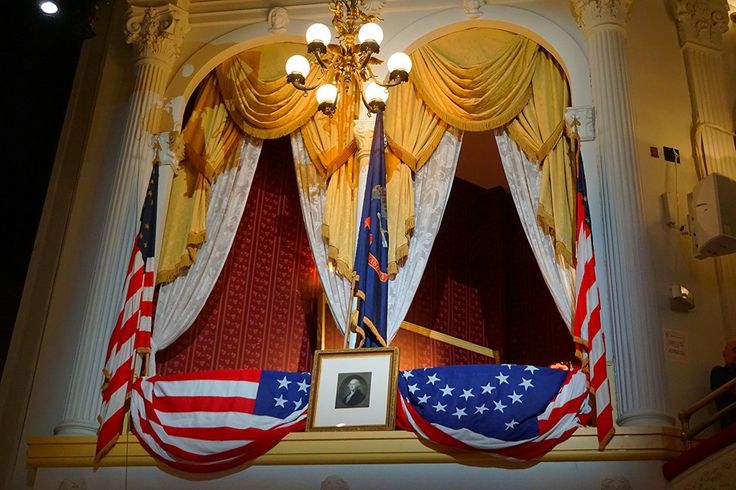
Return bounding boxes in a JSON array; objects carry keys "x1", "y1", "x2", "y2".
[
  {"x1": 290, "y1": 79, "x2": 321, "y2": 92},
  {"x1": 367, "y1": 73, "x2": 405, "y2": 89},
  {"x1": 313, "y1": 51, "x2": 329, "y2": 70}
]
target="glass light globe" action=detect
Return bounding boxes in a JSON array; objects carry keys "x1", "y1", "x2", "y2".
[
  {"x1": 364, "y1": 82, "x2": 389, "y2": 103},
  {"x1": 306, "y1": 23, "x2": 331, "y2": 45},
  {"x1": 285, "y1": 55, "x2": 310, "y2": 77},
  {"x1": 388, "y1": 52, "x2": 412, "y2": 74},
  {"x1": 316, "y1": 84, "x2": 338, "y2": 104},
  {"x1": 358, "y1": 23, "x2": 384, "y2": 45},
  {"x1": 40, "y1": 1, "x2": 59, "y2": 14}
]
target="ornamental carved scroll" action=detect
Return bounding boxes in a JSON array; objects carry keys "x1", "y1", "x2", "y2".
[{"x1": 126, "y1": 1, "x2": 190, "y2": 65}]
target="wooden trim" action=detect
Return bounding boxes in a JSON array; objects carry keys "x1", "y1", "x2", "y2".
[
  {"x1": 28, "y1": 427, "x2": 684, "y2": 468},
  {"x1": 400, "y1": 321, "x2": 500, "y2": 361}
]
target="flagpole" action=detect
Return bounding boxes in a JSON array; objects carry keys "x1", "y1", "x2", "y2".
[{"x1": 342, "y1": 275, "x2": 356, "y2": 349}]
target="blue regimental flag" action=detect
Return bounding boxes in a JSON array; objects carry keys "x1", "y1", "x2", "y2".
[{"x1": 352, "y1": 112, "x2": 389, "y2": 348}]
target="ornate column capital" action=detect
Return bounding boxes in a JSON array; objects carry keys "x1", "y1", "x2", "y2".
[
  {"x1": 126, "y1": 0, "x2": 190, "y2": 66},
  {"x1": 353, "y1": 118, "x2": 376, "y2": 162},
  {"x1": 667, "y1": 0, "x2": 730, "y2": 49},
  {"x1": 570, "y1": 0, "x2": 634, "y2": 31}
]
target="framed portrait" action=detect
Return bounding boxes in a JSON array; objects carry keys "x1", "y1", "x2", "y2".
[{"x1": 307, "y1": 347, "x2": 399, "y2": 431}]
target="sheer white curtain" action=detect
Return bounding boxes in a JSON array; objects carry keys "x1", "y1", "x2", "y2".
[
  {"x1": 150, "y1": 136, "x2": 262, "y2": 371},
  {"x1": 291, "y1": 132, "x2": 352, "y2": 334},
  {"x1": 386, "y1": 129, "x2": 462, "y2": 343},
  {"x1": 494, "y1": 130, "x2": 574, "y2": 326}
]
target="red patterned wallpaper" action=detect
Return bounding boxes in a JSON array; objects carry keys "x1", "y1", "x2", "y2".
[{"x1": 156, "y1": 137, "x2": 321, "y2": 375}]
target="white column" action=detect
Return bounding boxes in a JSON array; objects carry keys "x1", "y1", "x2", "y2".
[
  {"x1": 54, "y1": 1, "x2": 189, "y2": 435},
  {"x1": 570, "y1": 0, "x2": 673, "y2": 426},
  {"x1": 668, "y1": 0, "x2": 734, "y2": 178},
  {"x1": 668, "y1": 0, "x2": 736, "y2": 341}
]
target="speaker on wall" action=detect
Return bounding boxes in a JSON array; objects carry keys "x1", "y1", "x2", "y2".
[{"x1": 687, "y1": 173, "x2": 736, "y2": 259}]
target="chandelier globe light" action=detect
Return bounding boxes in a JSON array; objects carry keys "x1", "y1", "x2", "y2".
[{"x1": 284, "y1": 0, "x2": 412, "y2": 116}]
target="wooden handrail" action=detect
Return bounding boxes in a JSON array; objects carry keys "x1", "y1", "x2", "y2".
[
  {"x1": 678, "y1": 376, "x2": 736, "y2": 442},
  {"x1": 400, "y1": 321, "x2": 500, "y2": 362}
]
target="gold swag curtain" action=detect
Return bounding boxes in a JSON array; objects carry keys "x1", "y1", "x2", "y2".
[
  {"x1": 158, "y1": 74, "x2": 242, "y2": 283},
  {"x1": 159, "y1": 44, "x2": 361, "y2": 283},
  {"x1": 384, "y1": 28, "x2": 575, "y2": 267}
]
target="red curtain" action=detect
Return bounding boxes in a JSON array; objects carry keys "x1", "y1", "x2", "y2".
[{"x1": 156, "y1": 137, "x2": 321, "y2": 375}]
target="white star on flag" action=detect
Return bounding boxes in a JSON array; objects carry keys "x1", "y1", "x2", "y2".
[
  {"x1": 408, "y1": 384, "x2": 420, "y2": 394},
  {"x1": 519, "y1": 378, "x2": 534, "y2": 391},
  {"x1": 524, "y1": 365, "x2": 539, "y2": 374},
  {"x1": 297, "y1": 379, "x2": 309, "y2": 393},
  {"x1": 403, "y1": 370, "x2": 414, "y2": 380},
  {"x1": 460, "y1": 388, "x2": 474, "y2": 400},
  {"x1": 452, "y1": 407, "x2": 467, "y2": 419},
  {"x1": 274, "y1": 395, "x2": 287, "y2": 408},
  {"x1": 432, "y1": 401, "x2": 447, "y2": 412},
  {"x1": 440, "y1": 384, "x2": 455, "y2": 397},
  {"x1": 293, "y1": 398, "x2": 302, "y2": 409},
  {"x1": 426, "y1": 373, "x2": 440, "y2": 385},
  {"x1": 475, "y1": 404, "x2": 489, "y2": 415},
  {"x1": 481, "y1": 382, "x2": 495, "y2": 394},
  {"x1": 417, "y1": 394, "x2": 431, "y2": 404},
  {"x1": 277, "y1": 376, "x2": 292, "y2": 390},
  {"x1": 508, "y1": 391, "x2": 523, "y2": 404},
  {"x1": 502, "y1": 364, "x2": 513, "y2": 369},
  {"x1": 495, "y1": 373, "x2": 509, "y2": 385},
  {"x1": 493, "y1": 400, "x2": 507, "y2": 413},
  {"x1": 505, "y1": 419, "x2": 519, "y2": 430}
]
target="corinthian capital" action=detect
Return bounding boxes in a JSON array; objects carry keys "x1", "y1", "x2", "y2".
[
  {"x1": 667, "y1": 0, "x2": 730, "y2": 49},
  {"x1": 126, "y1": 1, "x2": 190, "y2": 65},
  {"x1": 570, "y1": 0, "x2": 634, "y2": 31}
]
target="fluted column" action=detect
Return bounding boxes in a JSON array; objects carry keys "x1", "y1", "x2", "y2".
[
  {"x1": 570, "y1": 0, "x2": 673, "y2": 426},
  {"x1": 54, "y1": 1, "x2": 189, "y2": 435},
  {"x1": 668, "y1": 0, "x2": 736, "y2": 340},
  {"x1": 668, "y1": 0, "x2": 734, "y2": 178}
]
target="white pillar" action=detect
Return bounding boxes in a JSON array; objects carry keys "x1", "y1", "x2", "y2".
[
  {"x1": 54, "y1": 1, "x2": 189, "y2": 435},
  {"x1": 570, "y1": 0, "x2": 673, "y2": 426},
  {"x1": 668, "y1": 0, "x2": 736, "y2": 341},
  {"x1": 668, "y1": 0, "x2": 734, "y2": 178}
]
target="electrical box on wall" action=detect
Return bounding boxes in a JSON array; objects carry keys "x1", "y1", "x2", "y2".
[{"x1": 687, "y1": 173, "x2": 736, "y2": 259}]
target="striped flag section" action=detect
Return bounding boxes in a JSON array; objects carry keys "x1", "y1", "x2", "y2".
[
  {"x1": 571, "y1": 154, "x2": 615, "y2": 449},
  {"x1": 395, "y1": 365, "x2": 592, "y2": 460},
  {"x1": 129, "y1": 370, "x2": 310, "y2": 473},
  {"x1": 96, "y1": 166, "x2": 158, "y2": 462}
]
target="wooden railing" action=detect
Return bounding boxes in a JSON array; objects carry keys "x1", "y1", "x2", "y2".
[{"x1": 678, "y1": 376, "x2": 736, "y2": 445}]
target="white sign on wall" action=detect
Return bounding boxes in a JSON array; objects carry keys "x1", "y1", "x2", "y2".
[{"x1": 663, "y1": 328, "x2": 688, "y2": 362}]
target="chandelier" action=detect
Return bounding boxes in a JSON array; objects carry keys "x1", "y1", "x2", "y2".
[{"x1": 284, "y1": 0, "x2": 413, "y2": 116}]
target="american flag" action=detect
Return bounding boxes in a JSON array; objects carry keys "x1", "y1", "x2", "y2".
[
  {"x1": 352, "y1": 111, "x2": 389, "y2": 347},
  {"x1": 396, "y1": 364, "x2": 591, "y2": 460},
  {"x1": 95, "y1": 165, "x2": 158, "y2": 461},
  {"x1": 130, "y1": 370, "x2": 310, "y2": 473},
  {"x1": 571, "y1": 154, "x2": 614, "y2": 449}
]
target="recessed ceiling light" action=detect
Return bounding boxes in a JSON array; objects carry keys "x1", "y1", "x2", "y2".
[{"x1": 40, "y1": 1, "x2": 59, "y2": 15}]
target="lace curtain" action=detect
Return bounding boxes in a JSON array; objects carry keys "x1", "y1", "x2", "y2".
[
  {"x1": 386, "y1": 129, "x2": 462, "y2": 343},
  {"x1": 150, "y1": 136, "x2": 262, "y2": 372},
  {"x1": 495, "y1": 130, "x2": 574, "y2": 326}
]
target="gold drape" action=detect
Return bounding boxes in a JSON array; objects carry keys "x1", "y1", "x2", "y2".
[
  {"x1": 158, "y1": 74, "x2": 242, "y2": 283},
  {"x1": 302, "y1": 79, "x2": 361, "y2": 278},
  {"x1": 215, "y1": 46, "x2": 319, "y2": 140},
  {"x1": 384, "y1": 28, "x2": 575, "y2": 267},
  {"x1": 507, "y1": 52, "x2": 574, "y2": 263}
]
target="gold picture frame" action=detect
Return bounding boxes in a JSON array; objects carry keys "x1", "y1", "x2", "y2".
[{"x1": 307, "y1": 347, "x2": 399, "y2": 432}]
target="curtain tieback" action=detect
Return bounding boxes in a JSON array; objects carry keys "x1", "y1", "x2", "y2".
[{"x1": 536, "y1": 119, "x2": 566, "y2": 164}]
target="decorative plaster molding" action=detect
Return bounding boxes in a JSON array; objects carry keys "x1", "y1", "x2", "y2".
[
  {"x1": 353, "y1": 118, "x2": 376, "y2": 161},
  {"x1": 601, "y1": 477, "x2": 633, "y2": 490},
  {"x1": 155, "y1": 131, "x2": 185, "y2": 172},
  {"x1": 464, "y1": 0, "x2": 486, "y2": 18},
  {"x1": 570, "y1": 0, "x2": 634, "y2": 30},
  {"x1": 267, "y1": 7, "x2": 289, "y2": 34},
  {"x1": 126, "y1": 1, "x2": 190, "y2": 65},
  {"x1": 361, "y1": 0, "x2": 386, "y2": 16},
  {"x1": 667, "y1": 0, "x2": 730, "y2": 49},
  {"x1": 565, "y1": 106, "x2": 596, "y2": 142}
]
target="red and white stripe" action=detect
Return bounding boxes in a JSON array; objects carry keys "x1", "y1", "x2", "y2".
[
  {"x1": 129, "y1": 370, "x2": 307, "y2": 473},
  {"x1": 95, "y1": 247, "x2": 155, "y2": 461},
  {"x1": 396, "y1": 370, "x2": 591, "y2": 461},
  {"x1": 572, "y1": 192, "x2": 614, "y2": 449}
]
